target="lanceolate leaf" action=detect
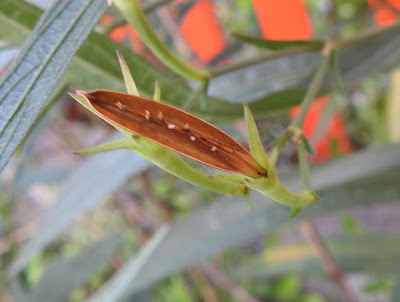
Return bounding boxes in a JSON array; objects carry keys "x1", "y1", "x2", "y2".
[
  {"x1": 0, "y1": 0, "x2": 108, "y2": 173},
  {"x1": 79, "y1": 90, "x2": 266, "y2": 178}
]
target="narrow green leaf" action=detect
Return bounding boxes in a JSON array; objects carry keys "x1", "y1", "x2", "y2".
[
  {"x1": 75, "y1": 139, "x2": 136, "y2": 155},
  {"x1": 116, "y1": 50, "x2": 139, "y2": 96},
  {"x1": 0, "y1": 0, "x2": 108, "y2": 173},
  {"x1": 243, "y1": 104, "x2": 269, "y2": 168},
  {"x1": 391, "y1": 270, "x2": 400, "y2": 302},
  {"x1": 233, "y1": 32, "x2": 325, "y2": 51}
]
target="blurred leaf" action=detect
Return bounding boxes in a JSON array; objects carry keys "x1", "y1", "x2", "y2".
[
  {"x1": 0, "y1": 0, "x2": 108, "y2": 173},
  {"x1": 210, "y1": 23, "x2": 400, "y2": 102},
  {"x1": 233, "y1": 32, "x2": 325, "y2": 50},
  {"x1": 232, "y1": 234, "x2": 400, "y2": 280},
  {"x1": 84, "y1": 144, "x2": 400, "y2": 299},
  {"x1": 6, "y1": 97, "x2": 70, "y2": 198},
  {"x1": 29, "y1": 235, "x2": 121, "y2": 302},
  {"x1": 10, "y1": 133, "x2": 151, "y2": 274},
  {"x1": 84, "y1": 226, "x2": 169, "y2": 302},
  {"x1": 10, "y1": 279, "x2": 29, "y2": 302},
  {"x1": 11, "y1": 164, "x2": 71, "y2": 198},
  {"x1": 391, "y1": 270, "x2": 400, "y2": 302},
  {"x1": 208, "y1": 53, "x2": 321, "y2": 102},
  {"x1": 339, "y1": 23, "x2": 400, "y2": 86},
  {"x1": 0, "y1": 0, "x2": 41, "y2": 45}
]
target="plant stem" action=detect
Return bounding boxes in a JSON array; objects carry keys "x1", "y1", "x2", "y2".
[
  {"x1": 268, "y1": 51, "x2": 331, "y2": 154},
  {"x1": 182, "y1": 79, "x2": 209, "y2": 111},
  {"x1": 297, "y1": 143, "x2": 310, "y2": 190},
  {"x1": 113, "y1": 0, "x2": 209, "y2": 81},
  {"x1": 291, "y1": 53, "x2": 331, "y2": 128}
]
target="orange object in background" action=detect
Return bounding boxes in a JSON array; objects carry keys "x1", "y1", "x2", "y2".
[
  {"x1": 251, "y1": 0, "x2": 313, "y2": 40},
  {"x1": 368, "y1": 0, "x2": 400, "y2": 25},
  {"x1": 289, "y1": 97, "x2": 352, "y2": 161},
  {"x1": 100, "y1": 14, "x2": 146, "y2": 55},
  {"x1": 251, "y1": 0, "x2": 352, "y2": 161},
  {"x1": 179, "y1": 0, "x2": 226, "y2": 63}
]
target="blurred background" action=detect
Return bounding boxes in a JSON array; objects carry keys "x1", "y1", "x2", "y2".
[{"x1": 1, "y1": 0, "x2": 400, "y2": 301}]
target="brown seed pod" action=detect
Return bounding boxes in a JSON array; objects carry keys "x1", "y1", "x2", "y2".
[{"x1": 77, "y1": 89, "x2": 267, "y2": 178}]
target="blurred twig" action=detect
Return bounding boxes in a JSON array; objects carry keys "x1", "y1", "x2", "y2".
[
  {"x1": 199, "y1": 261, "x2": 260, "y2": 302},
  {"x1": 189, "y1": 269, "x2": 221, "y2": 302},
  {"x1": 299, "y1": 220, "x2": 358, "y2": 302}
]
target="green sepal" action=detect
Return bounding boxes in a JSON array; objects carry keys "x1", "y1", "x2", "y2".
[
  {"x1": 116, "y1": 50, "x2": 139, "y2": 96},
  {"x1": 153, "y1": 81, "x2": 161, "y2": 102},
  {"x1": 74, "y1": 139, "x2": 136, "y2": 155},
  {"x1": 243, "y1": 104, "x2": 269, "y2": 169}
]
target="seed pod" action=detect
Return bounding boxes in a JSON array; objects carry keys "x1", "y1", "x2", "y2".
[{"x1": 77, "y1": 89, "x2": 267, "y2": 178}]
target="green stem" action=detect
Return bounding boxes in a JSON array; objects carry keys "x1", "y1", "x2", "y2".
[
  {"x1": 268, "y1": 51, "x2": 331, "y2": 156},
  {"x1": 246, "y1": 169, "x2": 316, "y2": 208},
  {"x1": 291, "y1": 53, "x2": 332, "y2": 128},
  {"x1": 268, "y1": 128, "x2": 293, "y2": 152},
  {"x1": 113, "y1": 0, "x2": 209, "y2": 81},
  {"x1": 297, "y1": 143, "x2": 311, "y2": 190},
  {"x1": 182, "y1": 79, "x2": 209, "y2": 111}
]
